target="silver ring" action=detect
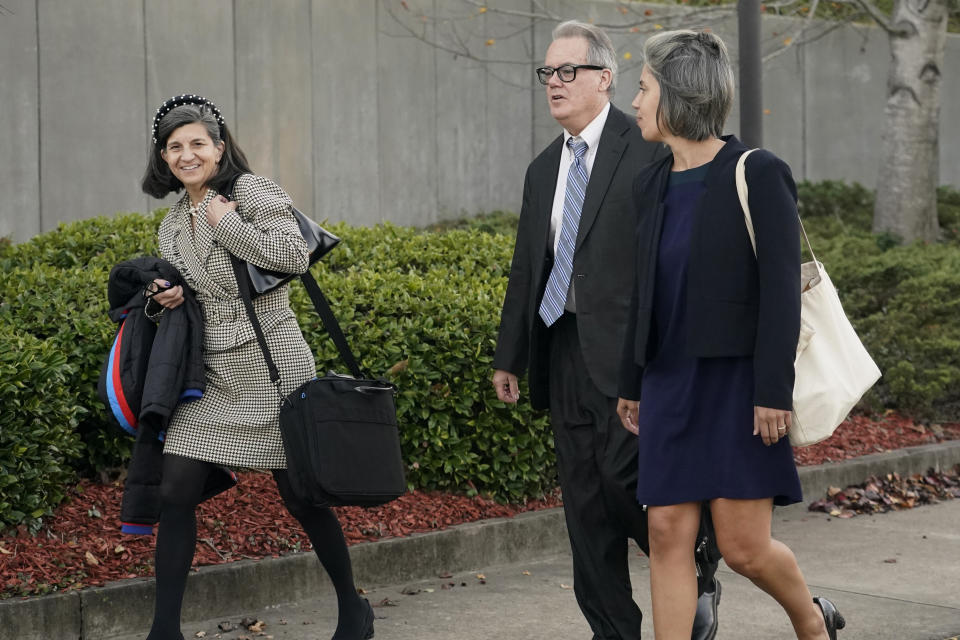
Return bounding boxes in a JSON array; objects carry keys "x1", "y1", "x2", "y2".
[{"x1": 777, "y1": 425, "x2": 786, "y2": 432}]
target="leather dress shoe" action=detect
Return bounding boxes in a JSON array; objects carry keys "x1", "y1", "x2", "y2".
[
  {"x1": 814, "y1": 596, "x2": 845, "y2": 640},
  {"x1": 691, "y1": 577, "x2": 721, "y2": 640}
]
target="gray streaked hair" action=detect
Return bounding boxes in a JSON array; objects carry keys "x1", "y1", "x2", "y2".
[
  {"x1": 641, "y1": 30, "x2": 734, "y2": 141},
  {"x1": 552, "y1": 20, "x2": 618, "y2": 96}
]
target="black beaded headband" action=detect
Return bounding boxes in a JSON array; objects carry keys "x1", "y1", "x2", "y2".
[{"x1": 151, "y1": 94, "x2": 225, "y2": 145}]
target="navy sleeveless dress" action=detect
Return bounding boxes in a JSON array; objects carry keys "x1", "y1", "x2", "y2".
[{"x1": 634, "y1": 163, "x2": 802, "y2": 507}]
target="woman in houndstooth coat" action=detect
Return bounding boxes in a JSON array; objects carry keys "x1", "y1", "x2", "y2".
[{"x1": 139, "y1": 95, "x2": 374, "y2": 640}]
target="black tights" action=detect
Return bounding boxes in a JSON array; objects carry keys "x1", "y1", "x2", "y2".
[{"x1": 146, "y1": 455, "x2": 365, "y2": 640}]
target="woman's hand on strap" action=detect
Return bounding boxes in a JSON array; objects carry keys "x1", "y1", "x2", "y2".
[
  {"x1": 206, "y1": 194, "x2": 237, "y2": 228},
  {"x1": 754, "y1": 405, "x2": 791, "y2": 446}
]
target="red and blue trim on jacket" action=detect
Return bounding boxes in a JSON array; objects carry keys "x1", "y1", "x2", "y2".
[{"x1": 105, "y1": 313, "x2": 138, "y2": 435}]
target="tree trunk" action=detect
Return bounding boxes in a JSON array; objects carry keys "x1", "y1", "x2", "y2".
[{"x1": 872, "y1": 0, "x2": 948, "y2": 244}]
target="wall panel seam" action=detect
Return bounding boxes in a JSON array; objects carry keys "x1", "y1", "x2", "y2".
[
  {"x1": 233, "y1": 0, "x2": 239, "y2": 141},
  {"x1": 309, "y1": 0, "x2": 316, "y2": 219},
  {"x1": 376, "y1": 0, "x2": 384, "y2": 222},
  {"x1": 433, "y1": 0, "x2": 440, "y2": 222},
  {"x1": 35, "y1": 0, "x2": 42, "y2": 233},
  {"x1": 142, "y1": 0, "x2": 149, "y2": 216}
]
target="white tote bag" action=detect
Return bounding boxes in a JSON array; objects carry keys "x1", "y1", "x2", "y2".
[{"x1": 736, "y1": 150, "x2": 881, "y2": 447}]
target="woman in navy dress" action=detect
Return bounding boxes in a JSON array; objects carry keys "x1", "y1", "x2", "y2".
[{"x1": 616, "y1": 31, "x2": 845, "y2": 639}]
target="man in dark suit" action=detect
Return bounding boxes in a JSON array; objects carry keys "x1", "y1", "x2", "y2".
[{"x1": 492, "y1": 20, "x2": 720, "y2": 640}]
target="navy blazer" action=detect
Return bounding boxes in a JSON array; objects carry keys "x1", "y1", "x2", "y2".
[{"x1": 618, "y1": 135, "x2": 801, "y2": 410}]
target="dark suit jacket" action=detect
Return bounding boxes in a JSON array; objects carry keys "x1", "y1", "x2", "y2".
[
  {"x1": 493, "y1": 105, "x2": 664, "y2": 410},
  {"x1": 618, "y1": 135, "x2": 801, "y2": 410}
]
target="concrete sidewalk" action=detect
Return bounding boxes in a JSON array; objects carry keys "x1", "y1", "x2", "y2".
[
  {"x1": 112, "y1": 499, "x2": 960, "y2": 640},
  {"x1": 4, "y1": 441, "x2": 960, "y2": 640}
]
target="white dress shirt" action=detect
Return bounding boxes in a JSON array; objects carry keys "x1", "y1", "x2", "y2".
[{"x1": 548, "y1": 101, "x2": 611, "y2": 312}]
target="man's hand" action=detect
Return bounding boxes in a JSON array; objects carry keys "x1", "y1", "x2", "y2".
[
  {"x1": 492, "y1": 369, "x2": 520, "y2": 403},
  {"x1": 754, "y1": 406, "x2": 791, "y2": 446},
  {"x1": 616, "y1": 398, "x2": 639, "y2": 435}
]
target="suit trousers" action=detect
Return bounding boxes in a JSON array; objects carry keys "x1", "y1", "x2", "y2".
[{"x1": 549, "y1": 312, "x2": 649, "y2": 640}]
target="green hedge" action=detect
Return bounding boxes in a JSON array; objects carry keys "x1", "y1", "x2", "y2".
[
  {"x1": 797, "y1": 182, "x2": 960, "y2": 417},
  {"x1": 0, "y1": 326, "x2": 84, "y2": 532},
  {"x1": 2, "y1": 183, "x2": 960, "y2": 530},
  {"x1": 0, "y1": 213, "x2": 554, "y2": 530},
  {"x1": 0, "y1": 212, "x2": 164, "y2": 475}
]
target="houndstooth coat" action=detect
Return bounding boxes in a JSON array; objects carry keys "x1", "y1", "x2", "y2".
[{"x1": 155, "y1": 174, "x2": 314, "y2": 468}]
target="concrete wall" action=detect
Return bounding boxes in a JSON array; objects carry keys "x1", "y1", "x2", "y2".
[{"x1": 1, "y1": 0, "x2": 958, "y2": 242}]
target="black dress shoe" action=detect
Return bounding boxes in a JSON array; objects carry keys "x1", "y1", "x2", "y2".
[
  {"x1": 814, "y1": 596, "x2": 846, "y2": 640},
  {"x1": 332, "y1": 598, "x2": 375, "y2": 640},
  {"x1": 691, "y1": 578, "x2": 721, "y2": 640},
  {"x1": 360, "y1": 598, "x2": 375, "y2": 640}
]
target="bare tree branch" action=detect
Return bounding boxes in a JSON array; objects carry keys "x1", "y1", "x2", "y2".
[
  {"x1": 382, "y1": 0, "x2": 911, "y2": 89},
  {"x1": 380, "y1": 0, "x2": 733, "y2": 69},
  {"x1": 763, "y1": 16, "x2": 850, "y2": 62},
  {"x1": 849, "y1": 0, "x2": 900, "y2": 33},
  {"x1": 459, "y1": 0, "x2": 556, "y2": 22},
  {"x1": 422, "y1": 0, "x2": 733, "y2": 33},
  {"x1": 382, "y1": 1, "x2": 537, "y2": 65},
  {"x1": 764, "y1": 0, "x2": 822, "y2": 57}
]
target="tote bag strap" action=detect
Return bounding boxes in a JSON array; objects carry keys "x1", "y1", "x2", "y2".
[
  {"x1": 230, "y1": 256, "x2": 364, "y2": 386},
  {"x1": 735, "y1": 150, "x2": 820, "y2": 267}
]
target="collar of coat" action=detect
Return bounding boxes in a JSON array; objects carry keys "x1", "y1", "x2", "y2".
[{"x1": 635, "y1": 134, "x2": 749, "y2": 202}]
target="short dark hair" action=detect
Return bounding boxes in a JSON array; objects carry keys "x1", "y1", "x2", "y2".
[{"x1": 141, "y1": 103, "x2": 252, "y2": 199}]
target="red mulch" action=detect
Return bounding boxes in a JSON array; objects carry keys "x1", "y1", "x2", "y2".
[
  {"x1": 792, "y1": 413, "x2": 960, "y2": 466},
  {"x1": 1, "y1": 412, "x2": 958, "y2": 599},
  {"x1": 0, "y1": 483, "x2": 561, "y2": 599}
]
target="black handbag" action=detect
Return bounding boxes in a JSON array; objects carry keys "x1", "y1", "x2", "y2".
[
  {"x1": 225, "y1": 175, "x2": 341, "y2": 296},
  {"x1": 231, "y1": 256, "x2": 406, "y2": 508}
]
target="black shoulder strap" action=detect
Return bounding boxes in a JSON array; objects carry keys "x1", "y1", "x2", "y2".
[
  {"x1": 230, "y1": 256, "x2": 363, "y2": 382},
  {"x1": 297, "y1": 269, "x2": 364, "y2": 378}
]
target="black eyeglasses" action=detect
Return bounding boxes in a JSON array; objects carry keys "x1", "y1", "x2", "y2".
[{"x1": 536, "y1": 64, "x2": 606, "y2": 85}]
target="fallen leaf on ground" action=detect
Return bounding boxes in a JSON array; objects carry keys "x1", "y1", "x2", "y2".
[{"x1": 809, "y1": 465, "x2": 960, "y2": 518}]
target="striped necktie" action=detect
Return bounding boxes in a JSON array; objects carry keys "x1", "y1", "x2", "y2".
[{"x1": 539, "y1": 136, "x2": 589, "y2": 327}]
